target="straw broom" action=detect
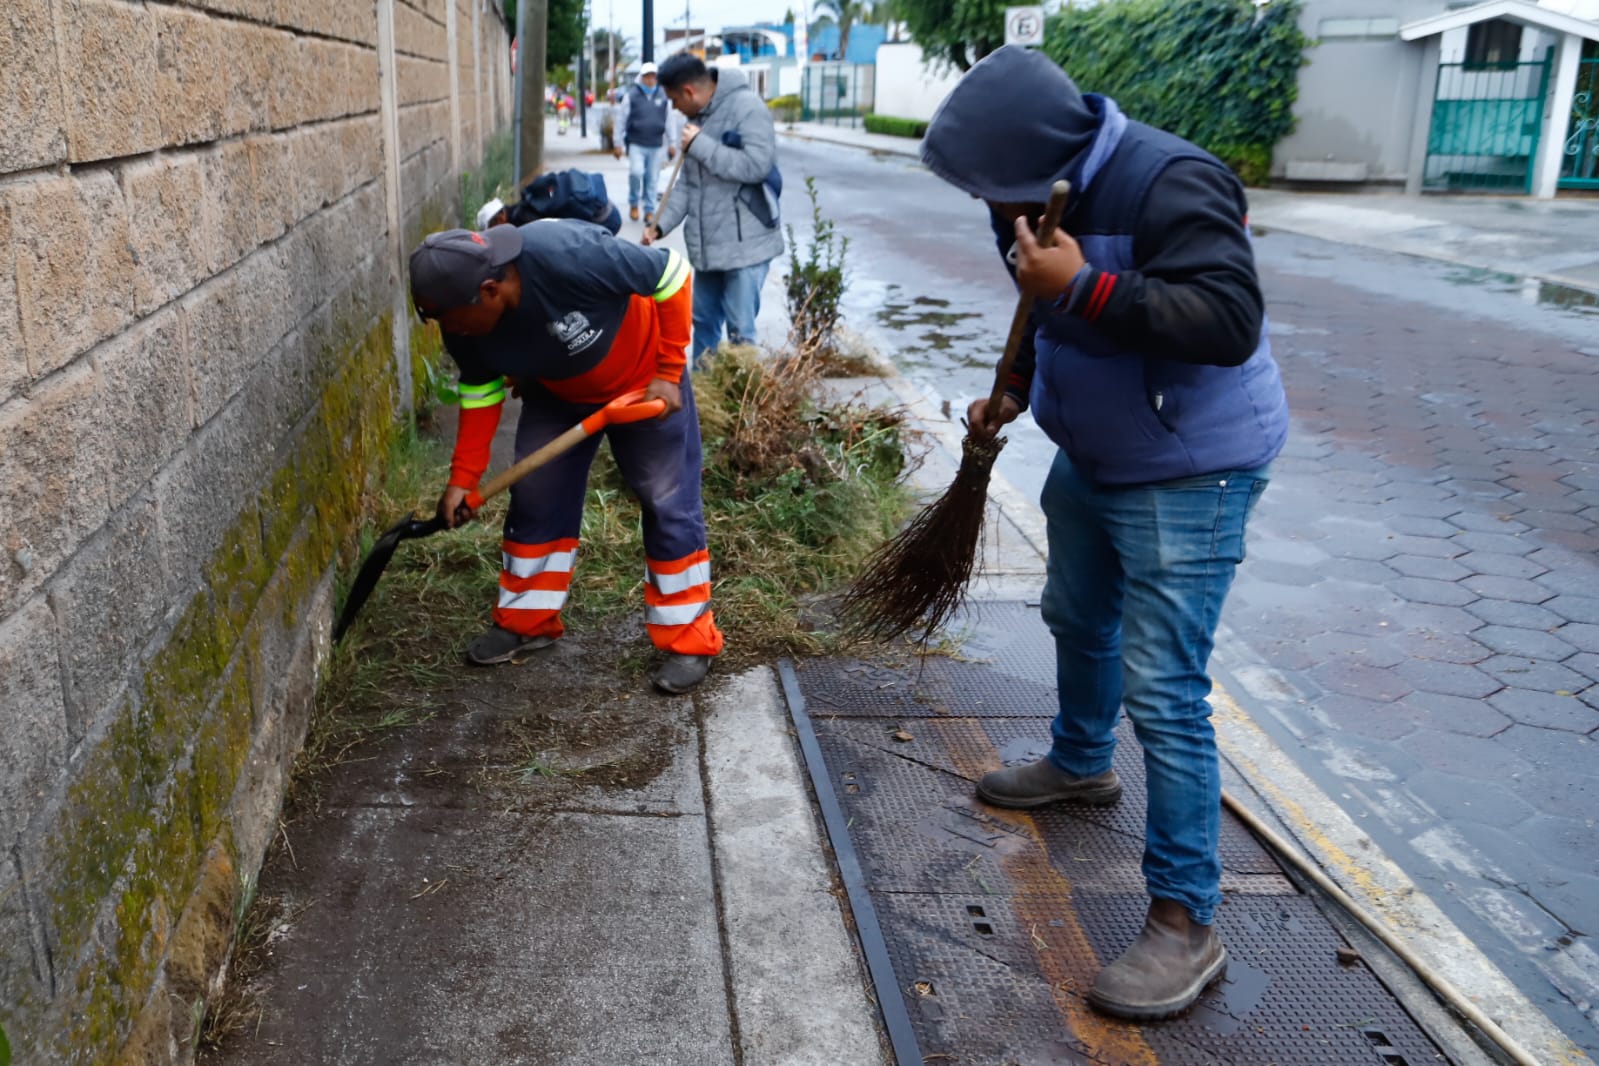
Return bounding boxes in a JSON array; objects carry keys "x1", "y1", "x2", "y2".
[{"x1": 842, "y1": 180, "x2": 1071, "y2": 644}]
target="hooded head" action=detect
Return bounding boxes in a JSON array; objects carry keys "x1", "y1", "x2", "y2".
[{"x1": 921, "y1": 46, "x2": 1100, "y2": 206}]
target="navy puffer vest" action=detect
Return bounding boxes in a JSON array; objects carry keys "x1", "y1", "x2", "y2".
[{"x1": 1029, "y1": 102, "x2": 1288, "y2": 484}]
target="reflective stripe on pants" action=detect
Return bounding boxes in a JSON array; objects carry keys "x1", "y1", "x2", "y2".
[
  {"x1": 493, "y1": 537, "x2": 579, "y2": 639},
  {"x1": 645, "y1": 549, "x2": 723, "y2": 656},
  {"x1": 495, "y1": 380, "x2": 725, "y2": 656}
]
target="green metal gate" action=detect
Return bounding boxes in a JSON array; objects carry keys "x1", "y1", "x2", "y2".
[
  {"x1": 800, "y1": 62, "x2": 875, "y2": 128},
  {"x1": 1424, "y1": 48, "x2": 1551, "y2": 192},
  {"x1": 1559, "y1": 54, "x2": 1599, "y2": 189}
]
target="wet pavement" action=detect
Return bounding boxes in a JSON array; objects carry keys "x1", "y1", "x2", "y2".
[{"x1": 776, "y1": 136, "x2": 1599, "y2": 1055}]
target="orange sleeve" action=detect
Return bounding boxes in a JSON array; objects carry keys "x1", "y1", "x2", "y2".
[
  {"x1": 448, "y1": 401, "x2": 503, "y2": 489},
  {"x1": 653, "y1": 277, "x2": 692, "y2": 385}
]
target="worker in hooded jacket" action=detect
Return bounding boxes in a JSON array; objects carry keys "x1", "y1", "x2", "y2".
[{"x1": 924, "y1": 46, "x2": 1289, "y2": 1022}]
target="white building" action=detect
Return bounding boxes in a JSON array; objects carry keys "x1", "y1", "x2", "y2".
[{"x1": 1276, "y1": 0, "x2": 1599, "y2": 197}]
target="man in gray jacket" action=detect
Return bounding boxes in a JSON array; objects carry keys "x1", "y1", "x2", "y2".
[{"x1": 646, "y1": 55, "x2": 783, "y2": 360}]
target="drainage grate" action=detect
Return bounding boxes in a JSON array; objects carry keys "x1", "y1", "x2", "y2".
[{"x1": 786, "y1": 604, "x2": 1455, "y2": 1066}]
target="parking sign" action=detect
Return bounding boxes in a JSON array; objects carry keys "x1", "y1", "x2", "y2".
[{"x1": 1005, "y1": 6, "x2": 1045, "y2": 47}]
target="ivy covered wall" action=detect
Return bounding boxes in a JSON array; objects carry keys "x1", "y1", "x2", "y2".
[{"x1": 1044, "y1": 0, "x2": 1311, "y2": 184}]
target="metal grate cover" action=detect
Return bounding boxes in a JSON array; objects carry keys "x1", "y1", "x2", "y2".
[{"x1": 789, "y1": 602, "x2": 1452, "y2": 1066}]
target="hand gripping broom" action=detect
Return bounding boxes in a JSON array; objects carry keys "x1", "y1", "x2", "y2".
[{"x1": 841, "y1": 180, "x2": 1070, "y2": 644}]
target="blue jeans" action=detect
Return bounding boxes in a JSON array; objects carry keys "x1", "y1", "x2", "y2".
[
  {"x1": 692, "y1": 260, "x2": 770, "y2": 361},
  {"x1": 1039, "y1": 453, "x2": 1270, "y2": 925},
  {"x1": 627, "y1": 143, "x2": 663, "y2": 210}
]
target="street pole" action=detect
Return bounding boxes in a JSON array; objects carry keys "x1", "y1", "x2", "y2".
[
  {"x1": 578, "y1": 43, "x2": 588, "y2": 137},
  {"x1": 512, "y1": 0, "x2": 525, "y2": 183},
  {"x1": 516, "y1": 0, "x2": 547, "y2": 185},
  {"x1": 607, "y1": 0, "x2": 614, "y2": 92},
  {"x1": 641, "y1": 0, "x2": 653, "y2": 62}
]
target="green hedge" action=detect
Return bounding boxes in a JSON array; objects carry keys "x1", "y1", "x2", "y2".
[
  {"x1": 1044, "y1": 0, "x2": 1310, "y2": 185},
  {"x1": 768, "y1": 94, "x2": 802, "y2": 122},
  {"x1": 864, "y1": 114, "x2": 929, "y2": 138}
]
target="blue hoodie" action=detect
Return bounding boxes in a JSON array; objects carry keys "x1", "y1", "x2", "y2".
[{"x1": 922, "y1": 46, "x2": 1288, "y2": 485}]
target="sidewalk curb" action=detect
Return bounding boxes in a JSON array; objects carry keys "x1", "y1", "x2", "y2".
[
  {"x1": 885, "y1": 370, "x2": 1592, "y2": 1065},
  {"x1": 698, "y1": 666, "x2": 891, "y2": 1065},
  {"x1": 778, "y1": 125, "x2": 923, "y2": 161},
  {"x1": 1248, "y1": 209, "x2": 1599, "y2": 298}
]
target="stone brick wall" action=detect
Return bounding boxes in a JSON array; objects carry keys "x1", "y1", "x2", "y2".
[{"x1": 0, "y1": 1, "x2": 512, "y2": 1061}]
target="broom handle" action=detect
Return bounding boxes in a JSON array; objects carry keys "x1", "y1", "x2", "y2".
[
  {"x1": 984, "y1": 180, "x2": 1072, "y2": 421},
  {"x1": 654, "y1": 148, "x2": 689, "y2": 229}
]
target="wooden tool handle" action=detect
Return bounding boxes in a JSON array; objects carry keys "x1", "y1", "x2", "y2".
[
  {"x1": 467, "y1": 389, "x2": 666, "y2": 506},
  {"x1": 475, "y1": 422, "x2": 591, "y2": 504},
  {"x1": 653, "y1": 149, "x2": 689, "y2": 231},
  {"x1": 984, "y1": 180, "x2": 1072, "y2": 420}
]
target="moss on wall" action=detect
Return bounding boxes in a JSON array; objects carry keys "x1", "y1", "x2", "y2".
[{"x1": 19, "y1": 311, "x2": 407, "y2": 1063}]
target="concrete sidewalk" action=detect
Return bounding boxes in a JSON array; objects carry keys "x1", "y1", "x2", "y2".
[
  {"x1": 203, "y1": 391, "x2": 889, "y2": 1066},
  {"x1": 778, "y1": 121, "x2": 1599, "y2": 293},
  {"x1": 781, "y1": 120, "x2": 922, "y2": 159},
  {"x1": 205, "y1": 127, "x2": 891, "y2": 1065}
]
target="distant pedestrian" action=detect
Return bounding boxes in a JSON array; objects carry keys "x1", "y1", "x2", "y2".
[
  {"x1": 925, "y1": 46, "x2": 1288, "y2": 1023},
  {"x1": 611, "y1": 62, "x2": 679, "y2": 225},
  {"x1": 646, "y1": 54, "x2": 782, "y2": 361}
]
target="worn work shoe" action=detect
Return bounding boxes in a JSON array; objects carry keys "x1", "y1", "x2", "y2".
[
  {"x1": 976, "y1": 758, "x2": 1122, "y2": 809},
  {"x1": 1088, "y1": 898, "x2": 1228, "y2": 1021},
  {"x1": 652, "y1": 654, "x2": 712, "y2": 694},
  {"x1": 629, "y1": 205, "x2": 641, "y2": 221},
  {"x1": 465, "y1": 626, "x2": 556, "y2": 666}
]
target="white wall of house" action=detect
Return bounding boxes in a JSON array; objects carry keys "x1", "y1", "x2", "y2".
[
  {"x1": 1272, "y1": 0, "x2": 1447, "y2": 183},
  {"x1": 1276, "y1": 0, "x2": 1595, "y2": 193},
  {"x1": 778, "y1": 63, "x2": 804, "y2": 98},
  {"x1": 873, "y1": 42, "x2": 962, "y2": 121}
]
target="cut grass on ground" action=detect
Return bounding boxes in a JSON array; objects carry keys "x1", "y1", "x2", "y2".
[{"x1": 312, "y1": 343, "x2": 911, "y2": 774}]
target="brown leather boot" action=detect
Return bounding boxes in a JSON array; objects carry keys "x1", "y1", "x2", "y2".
[
  {"x1": 976, "y1": 758, "x2": 1121, "y2": 809},
  {"x1": 630, "y1": 205, "x2": 641, "y2": 221},
  {"x1": 1088, "y1": 898, "x2": 1227, "y2": 1020}
]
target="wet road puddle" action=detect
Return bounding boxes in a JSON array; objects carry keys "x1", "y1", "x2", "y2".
[
  {"x1": 1442, "y1": 266, "x2": 1599, "y2": 316},
  {"x1": 865, "y1": 283, "x2": 992, "y2": 370}
]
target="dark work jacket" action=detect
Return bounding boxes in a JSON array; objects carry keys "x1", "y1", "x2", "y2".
[{"x1": 922, "y1": 46, "x2": 1288, "y2": 484}]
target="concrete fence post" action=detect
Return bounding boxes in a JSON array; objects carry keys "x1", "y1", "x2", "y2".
[{"x1": 377, "y1": 0, "x2": 412, "y2": 409}]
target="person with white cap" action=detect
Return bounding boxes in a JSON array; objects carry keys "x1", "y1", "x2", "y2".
[{"x1": 612, "y1": 62, "x2": 680, "y2": 224}]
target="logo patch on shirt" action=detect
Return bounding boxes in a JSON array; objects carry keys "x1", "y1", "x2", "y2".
[{"x1": 550, "y1": 311, "x2": 602, "y2": 354}]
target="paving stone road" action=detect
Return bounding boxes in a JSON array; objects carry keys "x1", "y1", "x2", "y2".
[{"x1": 1225, "y1": 241, "x2": 1599, "y2": 1053}]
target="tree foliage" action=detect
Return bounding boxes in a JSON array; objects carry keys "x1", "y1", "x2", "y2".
[
  {"x1": 504, "y1": 0, "x2": 588, "y2": 71},
  {"x1": 814, "y1": 0, "x2": 872, "y2": 59},
  {"x1": 897, "y1": 0, "x2": 1007, "y2": 70},
  {"x1": 1043, "y1": 0, "x2": 1310, "y2": 183}
]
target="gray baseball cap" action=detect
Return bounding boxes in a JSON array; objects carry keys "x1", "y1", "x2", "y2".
[{"x1": 409, "y1": 225, "x2": 522, "y2": 313}]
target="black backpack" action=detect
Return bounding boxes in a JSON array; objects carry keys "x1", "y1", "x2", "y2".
[
  {"x1": 508, "y1": 169, "x2": 620, "y2": 234},
  {"x1": 718, "y1": 130, "x2": 782, "y2": 230}
]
